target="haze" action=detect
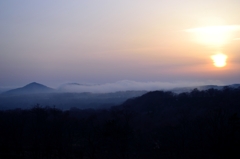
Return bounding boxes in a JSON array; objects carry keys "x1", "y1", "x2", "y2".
[{"x1": 1, "y1": 0, "x2": 240, "y2": 88}]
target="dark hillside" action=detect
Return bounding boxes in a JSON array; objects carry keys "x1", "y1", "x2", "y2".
[{"x1": 1, "y1": 86, "x2": 240, "y2": 159}]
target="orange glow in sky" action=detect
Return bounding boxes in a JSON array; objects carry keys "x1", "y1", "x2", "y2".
[{"x1": 1, "y1": 1, "x2": 240, "y2": 87}]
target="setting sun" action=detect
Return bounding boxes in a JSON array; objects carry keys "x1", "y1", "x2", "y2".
[
  {"x1": 185, "y1": 25, "x2": 239, "y2": 68},
  {"x1": 211, "y1": 53, "x2": 228, "y2": 67}
]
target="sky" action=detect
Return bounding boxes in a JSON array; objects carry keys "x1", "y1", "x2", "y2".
[{"x1": 0, "y1": 0, "x2": 240, "y2": 89}]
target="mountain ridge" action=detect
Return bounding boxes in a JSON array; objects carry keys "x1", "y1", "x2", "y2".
[
  {"x1": 2, "y1": 82, "x2": 55, "y2": 95},
  {"x1": 2, "y1": 82, "x2": 240, "y2": 95}
]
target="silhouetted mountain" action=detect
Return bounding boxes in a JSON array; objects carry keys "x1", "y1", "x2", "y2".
[{"x1": 2, "y1": 82, "x2": 55, "y2": 95}]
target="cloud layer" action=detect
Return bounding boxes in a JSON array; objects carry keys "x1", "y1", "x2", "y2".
[{"x1": 59, "y1": 80, "x2": 223, "y2": 93}]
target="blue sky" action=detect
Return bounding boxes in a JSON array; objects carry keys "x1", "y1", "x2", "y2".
[{"x1": 1, "y1": 0, "x2": 240, "y2": 88}]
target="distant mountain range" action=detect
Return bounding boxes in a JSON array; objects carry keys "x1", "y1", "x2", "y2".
[
  {"x1": 170, "y1": 84, "x2": 240, "y2": 93},
  {"x1": 0, "y1": 82, "x2": 239, "y2": 110},
  {"x1": 2, "y1": 82, "x2": 55, "y2": 95},
  {"x1": 1, "y1": 82, "x2": 240, "y2": 95},
  {"x1": 0, "y1": 82, "x2": 147, "y2": 110}
]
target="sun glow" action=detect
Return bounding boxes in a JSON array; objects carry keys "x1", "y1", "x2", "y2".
[
  {"x1": 185, "y1": 25, "x2": 240, "y2": 68},
  {"x1": 211, "y1": 53, "x2": 228, "y2": 67},
  {"x1": 186, "y1": 25, "x2": 240, "y2": 47}
]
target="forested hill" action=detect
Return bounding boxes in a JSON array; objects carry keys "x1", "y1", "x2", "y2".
[
  {"x1": 1, "y1": 86, "x2": 240, "y2": 159},
  {"x1": 119, "y1": 86, "x2": 240, "y2": 114}
]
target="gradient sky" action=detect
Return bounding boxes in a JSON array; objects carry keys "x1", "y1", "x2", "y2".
[{"x1": 1, "y1": 0, "x2": 240, "y2": 88}]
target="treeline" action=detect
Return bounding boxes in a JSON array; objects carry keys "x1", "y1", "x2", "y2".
[{"x1": 0, "y1": 87, "x2": 240, "y2": 159}]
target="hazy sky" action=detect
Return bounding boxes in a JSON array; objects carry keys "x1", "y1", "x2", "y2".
[{"x1": 1, "y1": 0, "x2": 240, "y2": 88}]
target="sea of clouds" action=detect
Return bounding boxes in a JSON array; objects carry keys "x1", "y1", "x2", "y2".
[{"x1": 59, "y1": 80, "x2": 223, "y2": 93}]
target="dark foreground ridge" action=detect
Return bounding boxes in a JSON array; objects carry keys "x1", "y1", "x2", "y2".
[{"x1": 0, "y1": 86, "x2": 240, "y2": 159}]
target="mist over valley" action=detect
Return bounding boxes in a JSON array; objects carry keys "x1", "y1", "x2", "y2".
[{"x1": 0, "y1": 81, "x2": 239, "y2": 110}]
